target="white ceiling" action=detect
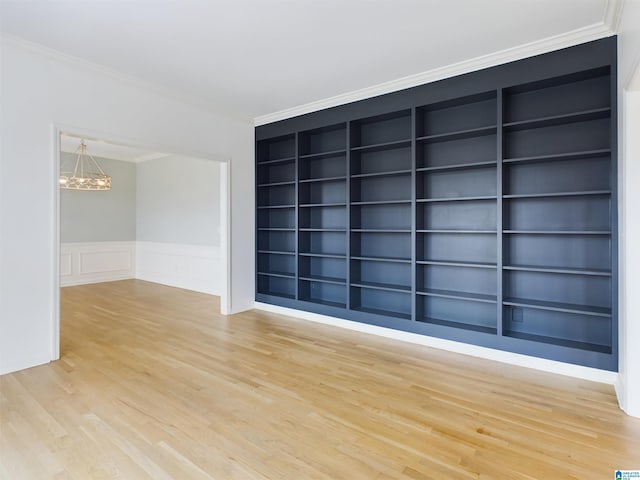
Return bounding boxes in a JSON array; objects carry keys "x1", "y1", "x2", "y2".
[
  {"x1": 60, "y1": 134, "x2": 167, "y2": 163},
  {"x1": 1, "y1": 0, "x2": 611, "y2": 120}
]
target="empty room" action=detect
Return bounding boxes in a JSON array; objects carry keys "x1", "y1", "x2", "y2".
[{"x1": 2, "y1": 0, "x2": 640, "y2": 478}]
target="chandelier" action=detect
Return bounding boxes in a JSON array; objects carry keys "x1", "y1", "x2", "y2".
[{"x1": 59, "y1": 140, "x2": 112, "y2": 190}]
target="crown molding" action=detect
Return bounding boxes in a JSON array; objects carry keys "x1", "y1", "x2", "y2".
[
  {"x1": 254, "y1": 20, "x2": 618, "y2": 127},
  {"x1": 604, "y1": 0, "x2": 625, "y2": 32},
  {"x1": 0, "y1": 32, "x2": 252, "y2": 124}
]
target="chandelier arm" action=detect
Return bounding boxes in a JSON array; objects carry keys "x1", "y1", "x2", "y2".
[
  {"x1": 87, "y1": 154, "x2": 108, "y2": 176},
  {"x1": 73, "y1": 150, "x2": 82, "y2": 178}
]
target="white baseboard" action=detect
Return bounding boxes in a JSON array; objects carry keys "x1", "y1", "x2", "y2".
[
  {"x1": 135, "y1": 241, "x2": 221, "y2": 295},
  {"x1": 0, "y1": 351, "x2": 53, "y2": 376},
  {"x1": 255, "y1": 302, "x2": 618, "y2": 385},
  {"x1": 60, "y1": 242, "x2": 135, "y2": 287}
]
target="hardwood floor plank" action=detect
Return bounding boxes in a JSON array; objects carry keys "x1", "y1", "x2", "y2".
[{"x1": 1, "y1": 279, "x2": 639, "y2": 479}]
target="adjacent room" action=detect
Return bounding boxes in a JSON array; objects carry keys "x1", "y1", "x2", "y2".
[{"x1": 2, "y1": 0, "x2": 640, "y2": 478}]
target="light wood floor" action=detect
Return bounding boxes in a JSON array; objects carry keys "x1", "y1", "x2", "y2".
[{"x1": 1, "y1": 280, "x2": 639, "y2": 479}]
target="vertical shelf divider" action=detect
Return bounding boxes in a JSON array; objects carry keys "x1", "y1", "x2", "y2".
[
  {"x1": 411, "y1": 107, "x2": 417, "y2": 322},
  {"x1": 294, "y1": 132, "x2": 300, "y2": 300},
  {"x1": 609, "y1": 64, "x2": 619, "y2": 361},
  {"x1": 497, "y1": 89, "x2": 504, "y2": 337},
  {"x1": 346, "y1": 122, "x2": 352, "y2": 311}
]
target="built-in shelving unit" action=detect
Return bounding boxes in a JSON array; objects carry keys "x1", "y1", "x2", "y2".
[
  {"x1": 256, "y1": 134, "x2": 297, "y2": 299},
  {"x1": 415, "y1": 91, "x2": 499, "y2": 335},
  {"x1": 255, "y1": 37, "x2": 618, "y2": 370},
  {"x1": 297, "y1": 123, "x2": 348, "y2": 308}
]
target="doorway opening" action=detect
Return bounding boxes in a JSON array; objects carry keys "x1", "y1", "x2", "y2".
[{"x1": 52, "y1": 128, "x2": 231, "y2": 360}]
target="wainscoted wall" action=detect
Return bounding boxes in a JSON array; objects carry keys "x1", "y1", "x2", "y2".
[
  {"x1": 61, "y1": 241, "x2": 222, "y2": 295},
  {"x1": 60, "y1": 242, "x2": 136, "y2": 287},
  {"x1": 135, "y1": 241, "x2": 221, "y2": 295}
]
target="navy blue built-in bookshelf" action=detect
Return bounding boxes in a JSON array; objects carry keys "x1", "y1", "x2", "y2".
[{"x1": 255, "y1": 37, "x2": 618, "y2": 371}]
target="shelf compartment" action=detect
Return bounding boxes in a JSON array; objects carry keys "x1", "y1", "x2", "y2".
[
  {"x1": 351, "y1": 286, "x2": 412, "y2": 320},
  {"x1": 417, "y1": 91, "x2": 497, "y2": 137},
  {"x1": 257, "y1": 134, "x2": 295, "y2": 164},
  {"x1": 504, "y1": 154, "x2": 610, "y2": 197},
  {"x1": 299, "y1": 231, "x2": 346, "y2": 257},
  {"x1": 352, "y1": 200, "x2": 412, "y2": 206},
  {"x1": 299, "y1": 256, "x2": 346, "y2": 284},
  {"x1": 417, "y1": 126, "x2": 497, "y2": 144},
  {"x1": 257, "y1": 271, "x2": 294, "y2": 279},
  {"x1": 351, "y1": 203, "x2": 411, "y2": 230},
  {"x1": 417, "y1": 260, "x2": 496, "y2": 269},
  {"x1": 351, "y1": 258, "x2": 411, "y2": 292},
  {"x1": 299, "y1": 152, "x2": 346, "y2": 182},
  {"x1": 503, "y1": 67, "x2": 610, "y2": 124},
  {"x1": 299, "y1": 275, "x2": 346, "y2": 285},
  {"x1": 257, "y1": 250, "x2": 295, "y2": 256},
  {"x1": 504, "y1": 117, "x2": 610, "y2": 159},
  {"x1": 351, "y1": 169, "x2": 412, "y2": 179},
  {"x1": 351, "y1": 172, "x2": 411, "y2": 203},
  {"x1": 417, "y1": 165, "x2": 496, "y2": 200},
  {"x1": 503, "y1": 265, "x2": 611, "y2": 276},
  {"x1": 299, "y1": 178, "x2": 346, "y2": 205},
  {"x1": 299, "y1": 202, "x2": 346, "y2": 208},
  {"x1": 417, "y1": 199, "x2": 496, "y2": 231},
  {"x1": 350, "y1": 281, "x2": 411, "y2": 293},
  {"x1": 418, "y1": 232, "x2": 496, "y2": 265},
  {"x1": 503, "y1": 230, "x2": 610, "y2": 235},
  {"x1": 503, "y1": 148, "x2": 611, "y2": 165},
  {"x1": 417, "y1": 160, "x2": 497, "y2": 173},
  {"x1": 351, "y1": 109, "x2": 412, "y2": 148},
  {"x1": 417, "y1": 289, "x2": 496, "y2": 303},
  {"x1": 257, "y1": 180, "x2": 295, "y2": 188},
  {"x1": 503, "y1": 297, "x2": 611, "y2": 317},
  {"x1": 504, "y1": 233, "x2": 611, "y2": 272},
  {"x1": 351, "y1": 256, "x2": 412, "y2": 264},
  {"x1": 257, "y1": 205, "x2": 295, "y2": 210},
  {"x1": 258, "y1": 252, "x2": 295, "y2": 277},
  {"x1": 299, "y1": 253, "x2": 346, "y2": 259},
  {"x1": 417, "y1": 133, "x2": 497, "y2": 170},
  {"x1": 417, "y1": 296, "x2": 497, "y2": 334},
  {"x1": 350, "y1": 139, "x2": 412, "y2": 153},
  {"x1": 503, "y1": 107, "x2": 610, "y2": 131},
  {"x1": 258, "y1": 230, "x2": 295, "y2": 253},
  {"x1": 503, "y1": 305, "x2": 612, "y2": 353},
  {"x1": 257, "y1": 183, "x2": 296, "y2": 207},
  {"x1": 417, "y1": 196, "x2": 497, "y2": 203},
  {"x1": 299, "y1": 176, "x2": 347, "y2": 184},
  {"x1": 257, "y1": 208, "x2": 295, "y2": 229},
  {"x1": 299, "y1": 204, "x2": 346, "y2": 230},
  {"x1": 417, "y1": 263, "x2": 496, "y2": 298},
  {"x1": 503, "y1": 191, "x2": 611, "y2": 199},
  {"x1": 257, "y1": 159, "x2": 295, "y2": 184},
  {"x1": 504, "y1": 270, "x2": 611, "y2": 315},
  {"x1": 299, "y1": 123, "x2": 346, "y2": 157},
  {"x1": 299, "y1": 280, "x2": 346, "y2": 308},
  {"x1": 257, "y1": 275, "x2": 295, "y2": 299},
  {"x1": 504, "y1": 195, "x2": 611, "y2": 232},
  {"x1": 299, "y1": 149, "x2": 346, "y2": 160},
  {"x1": 351, "y1": 231, "x2": 411, "y2": 262}
]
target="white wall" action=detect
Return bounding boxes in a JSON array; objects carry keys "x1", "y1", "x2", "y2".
[
  {"x1": 136, "y1": 155, "x2": 224, "y2": 295},
  {"x1": 0, "y1": 37, "x2": 254, "y2": 375},
  {"x1": 135, "y1": 154, "x2": 223, "y2": 295},
  {"x1": 616, "y1": 0, "x2": 640, "y2": 418},
  {"x1": 136, "y1": 155, "x2": 220, "y2": 245}
]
